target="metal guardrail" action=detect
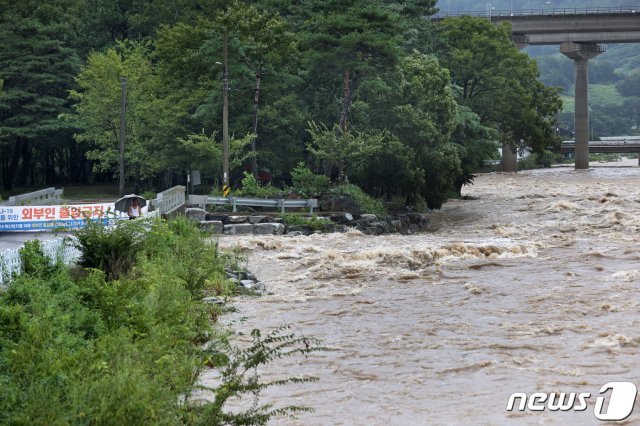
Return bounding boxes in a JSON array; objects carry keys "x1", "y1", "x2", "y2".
[
  {"x1": 3, "y1": 187, "x2": 63, "y2": 206},
  {"x1": 189, "y1": 195, "x2": 318, "y2": 213},
  {"x1": 433, "y1": 7, "x2": 639, "y2": 19}
]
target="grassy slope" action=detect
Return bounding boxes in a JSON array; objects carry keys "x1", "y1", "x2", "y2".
[{"x1": 560, "y1": 84, "x2": 625, "y2": 113}]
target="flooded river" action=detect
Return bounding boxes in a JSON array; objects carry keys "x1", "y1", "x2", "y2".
[{"x1": 209, "y1": 161, "x2": 640, "y2": 425}]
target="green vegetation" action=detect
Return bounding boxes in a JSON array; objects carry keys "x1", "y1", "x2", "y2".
[
  {"x1": 282, "y1": 214, "x2": 329, "y2": 232},
  {"x1": 235, "y1": 172, "x2": 282, "y2": 198},
  {"x1": 517, "y1": 152, "x2": 628, "y2": 170},
  {"x1": 518, "y1": 151, "x2": 563, "y2": 170},
  {"x1": 330, "y1": 185, "x2": 387, "y2": 217},
  {"x1": 588, "y1": 153, "x2": 624, "y2": 163},
  {"x1": 0, "y1": 0, "x2": 563, "y2": 208},
  {"x1": 291, "y1": 163, "x2": 331, "y2": 197},
  {"x1": 0, "y1": 218, "x2": 320, "y2": 424},
  {"x1": 590, "y1": 84, "x2": 625, "y2": 107}
]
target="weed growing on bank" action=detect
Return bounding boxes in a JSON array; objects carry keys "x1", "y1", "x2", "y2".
[
  {"x1": 282, "y1": 214, "x2": 329, "y2": 232},
  {"x1": 330, "y1": 184, "x2": 387, "y2": 217},
  {"x1": 0, "y1": 217, "x2": 320, "y2": 425}
]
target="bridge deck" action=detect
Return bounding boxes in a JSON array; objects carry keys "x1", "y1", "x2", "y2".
[
  {"x1": 433, "y1": 8, "x2": 640, "y2": 44},
  {"x1": 560, "y1": 140, "x2": 640, "y2": 154}
]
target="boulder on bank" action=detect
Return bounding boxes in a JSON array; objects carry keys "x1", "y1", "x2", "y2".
[
  {"x1": 198, "y1": 220, "x2": 223, "y2": 234},
  {"x1": 194, "y1": 211, "x2": 428, "y2": 236},
  {"x1": 330, "y1": 213, "x2": 353, "y2": 223},
  {"x1": 228, "y1": 215, "x2": 248, "y2": 224},
  {"x1": 185, "y1": 207, "x2": 207, "y2": 222},
  {"x1": 223, "y1": 223, "x2": 253, "y2": 235},
  {"x1": 253, "y1": 223, "x2": 285, "y2": 235},
  {"x1": 248, "y1": 215, "x2": 268, "y2": 224},
  {"x1": 319, "y1": 194, "x2": 359, "y2": 213},
  {"x1": 285, "y1": 224, "x2": 313, "y2": 236},
  {"x1": 205, "y1": 213, "x2": 230, "y2": 224}
]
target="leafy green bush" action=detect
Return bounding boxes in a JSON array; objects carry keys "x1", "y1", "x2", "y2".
[
  {"x1": 193, "y1": 326, "x2": 320, "y2": 424},
  {"x1": 290, "y1": 163, "x2": 330, "y2": 197},
  {"x1": 19, "y1": 239, "x2": 61, "y2": 279},
  {"x1": 589, "y1": 153, "x2": 622, "y2": 162},
  {"x1": 330, "y1": 184, "x2": 387, "y2": 217},
  {"x1": 236, "y1": 172, "x2": 282, "y2": 198},
  {"x1": 282, "y1": 214, "x2": 328, "y2": 232},
  {"x1": 141, "y1": 190, "x2": 156, "y2": 202},
  {"x1": 73, "y1": 217, "x2": 148, "y2": 281},
  {"x1": 0, "y1": 218, "x2": 321, "y2": 425},
  {"x1": 518, "y1": 151, "x2": 562, "y2": 170}
]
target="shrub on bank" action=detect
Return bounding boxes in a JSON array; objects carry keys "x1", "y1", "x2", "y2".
[
  {"x1": 291, "y1": 163, "x2": 330, "y2": 197},
  {"x1": 0, "y1": 218, "x2": 319, "y2": 425},
  {"x1": 235, "y1": 172, "x2": 282, "y2": 198},
  {"x1": 518, "y1": 150, "x2": 563, "y2": 170},
  {"x1": 282, "y1": 213, "x2": 329, "y2": 232},
  {"x1": 330, "y1": 184, "x2": 387, "y2": 217}
]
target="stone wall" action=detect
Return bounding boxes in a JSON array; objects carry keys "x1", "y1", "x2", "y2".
[{"x1": 185, "y1": 208, "x2": 428, "y2": 236}]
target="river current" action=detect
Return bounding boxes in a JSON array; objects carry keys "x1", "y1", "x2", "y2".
[{"x1": 205, "y1": 161, "x2": 640, "y2": 425}]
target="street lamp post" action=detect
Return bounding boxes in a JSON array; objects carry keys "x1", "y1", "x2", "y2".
[
  {"x1": 486, "y1": 3, "x2": 496, "y2": 18},
  {"x1": 222, "y1": 30, "x2": 230, "y2": 191},
  {"x1": 118, "y1": 77, "x2": 127, "y2": 197}
]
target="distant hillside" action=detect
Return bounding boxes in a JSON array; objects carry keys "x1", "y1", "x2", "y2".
[
  {"x1": 434, "y1": 0, "x2": 640, "y2": 136},
  {"x1": 560, "y1": 85, "x2": 626, "y2": 114}
]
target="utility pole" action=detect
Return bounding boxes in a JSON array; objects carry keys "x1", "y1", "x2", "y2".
[
  {"x1": 118, "y1": 77, "x2": 127, "y2": 197},
  {"x1": 222, "y1": 30, "x2": 230, "y2": 193}
]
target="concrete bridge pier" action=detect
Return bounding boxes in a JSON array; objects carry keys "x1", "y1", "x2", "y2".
[
  {"x1": 560, "y1": 42, "x2": 604, "y2": 170},
  {"x1": 502, "y1": 143, "x2": 518, "y2": 172}
]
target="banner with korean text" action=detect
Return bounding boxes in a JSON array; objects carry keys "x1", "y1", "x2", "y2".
[{"x1": 0, "y1": 203, "x2": 122, "y2": 231}]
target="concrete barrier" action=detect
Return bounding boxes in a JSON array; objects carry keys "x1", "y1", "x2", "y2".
[{"x1": 4, "y1": 187, "x2": 63, "y2": 206}]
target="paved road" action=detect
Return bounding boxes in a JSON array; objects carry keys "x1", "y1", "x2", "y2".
[{"x1": 0, "y1": 231, "x2": 72, "y2": 252}]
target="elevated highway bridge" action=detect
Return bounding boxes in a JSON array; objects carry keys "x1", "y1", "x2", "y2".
[
  {"x1": 432, "y1": 7, "x2": 640, "y2": 171},
  {"x1": 560, "y1": 137, "x2": 640, "y2": 160}
]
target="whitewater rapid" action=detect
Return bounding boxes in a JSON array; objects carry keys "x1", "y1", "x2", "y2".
[{"x1": 206, "y1": 161, "x2": 640, "y2": 425}]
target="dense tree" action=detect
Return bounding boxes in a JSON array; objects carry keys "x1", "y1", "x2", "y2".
[
  {"x1": 1, "y1": 0, "x2": 577, "y2": 209},
  {"x1": 435, "y1": 16, "x2": 562, "y2": 154},
  {"x1": 69, "y1": 43, "x2": 156, "y2": 190},
  {"x1": 616, "y1": 71, "x2": 640, "y2": 98},
  {"x1": 0, "y1": 3, "x2": 81, "y2": 190},
  {"x1": 217, "y1": 2, "x2": 297, "y2": 177},
  {"x1": 450, "y1": 105, "x2": 499, "y2": 195},
  {"x1": 298, "y1": 0, "x2": 404, "y2": 131}
]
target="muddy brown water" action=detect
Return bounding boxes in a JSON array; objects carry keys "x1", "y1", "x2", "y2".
[{"x1": 200, "y1": 163, "x2": 640, "y2": 425}]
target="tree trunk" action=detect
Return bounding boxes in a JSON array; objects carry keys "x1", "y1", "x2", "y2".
[
  {"x1": 17, "y1": 138, "x2": 31, "y2": 186},
  {"x1": 339, "y1": 71, "x2": 357, "y2": 134},
  {"x1": 336, "y1": 71, "x2": 358, "y2": 183},
  {"x1": 135, "y1": 167, "x2": 141, "y2": 194},
  {"x1": 250, "y1": 69, "x2": 262, "y2": 178},
  {"x1": 4, "y1": 137, "x2": 23, "y2": 191}
]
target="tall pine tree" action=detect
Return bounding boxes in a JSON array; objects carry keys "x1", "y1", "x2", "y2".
[{"x1": 0, "y1": 3, "x2": 80, "y2": 190}]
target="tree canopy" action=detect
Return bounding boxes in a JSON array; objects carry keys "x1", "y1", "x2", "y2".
[{"x1": 0, "y1": 1, "x2": 562, "y2": 208}]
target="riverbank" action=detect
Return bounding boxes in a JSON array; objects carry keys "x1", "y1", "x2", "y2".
[
  {"x1": 213, "y1": 164, "x2": 640, "y2": 425},
  {"x1": 0, "y1": 217, "x2": 318, "y2": 424}
]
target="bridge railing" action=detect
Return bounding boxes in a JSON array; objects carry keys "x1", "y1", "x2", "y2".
[
  {"x1": 189, "y1": 195, "x2": 318, "y2": 213},
  {"x1": 0, "y1": 237, "x2": 81, "y2": 285},
  {"x1": 151, "y1": 185, "x2": 185, "y2": 215},
  {"x1": 433, "y1": 7, "x2": 638, "y2": 19},
  {"x1": 561, "y1": 139, "x2": 640, "y2": 147},
  {"x1": 3, "y1": 187, "x2": 63, "y2": 206}
]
